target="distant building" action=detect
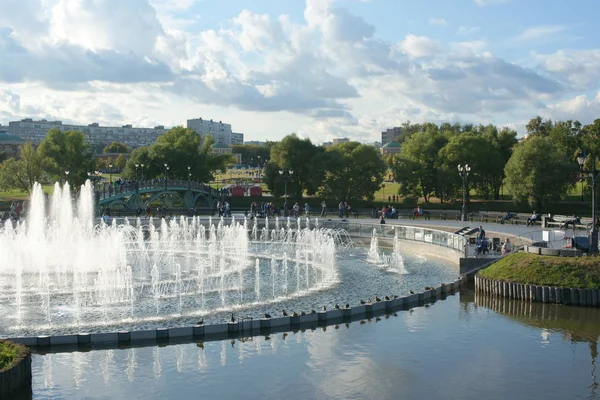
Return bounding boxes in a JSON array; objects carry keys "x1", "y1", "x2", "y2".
[
  {"x1": 381, "y1": 127, "x2": 403, "y2": 145},
  {"x1": 187, "y1": 118, "x2": 233, "y2": 145},
  {"x1": 0, "y1": 131, "x2": 25, "y2": 156},
  {"x1": 322, "y1": 141, "x2": 333, "y2": 147},
  {"x1": 231, "y1": 132, "x2": 244, "y2": 145},
  {"x1": 211, "y1": 143, "x2": 242, "y2": 163},
  {"x1": 7, "y1": 118, "x2": 168, "y2": 148},
  {"x1": 380, "y1": 141, "x2": 401, "y2": 156},
  {"x1": 332, "y1": 138, "x2": 349, "y2": 145},
  {"x1": 244, "y1": 140, "x2": 267, "y2": 146}
]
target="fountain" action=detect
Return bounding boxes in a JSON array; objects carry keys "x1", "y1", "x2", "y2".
[{"x1": 0, "y1": 181, "x2": 457, "y2": 337}]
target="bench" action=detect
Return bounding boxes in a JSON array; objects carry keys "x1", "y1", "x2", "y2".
[
  {"x1": 575, "y1": 217, "x2": 594, "y2": 230},
  {"x1": 478, "y1": 211, "x2": 506, "y2": 223}
]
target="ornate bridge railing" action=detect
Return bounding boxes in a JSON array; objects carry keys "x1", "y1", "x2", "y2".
[{"x1": 95, "y1": 179, "x2": 218, "y2": 201}]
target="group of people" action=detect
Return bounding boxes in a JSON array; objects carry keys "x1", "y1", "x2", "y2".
[{"x1": 473, "y1": 225, "x2": 512, "y2": 256}]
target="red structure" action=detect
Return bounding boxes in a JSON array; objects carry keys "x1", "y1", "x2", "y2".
[
  {"x1": 249, "y1": 186, "x2": 263, "y2": 196},
  {"x1": 231, "y1": 185, "x2": 245, "y2": 197}
]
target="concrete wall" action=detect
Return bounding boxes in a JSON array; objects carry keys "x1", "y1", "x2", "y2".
[
  {"x1": 0, "y1": 341, "x2": 32, "y2": 399},
  {"x1": 475, "y1": 275, "x2": 600, "y2": 307}
]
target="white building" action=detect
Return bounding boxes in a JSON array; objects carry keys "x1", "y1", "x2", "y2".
[
  {"x1": 231, "y1": 132, "x2": 244, "y2": 145},
  {"x1": 332, "y1": 138, "x2": 349, "y2": 145},
  {"x1": 8, "y1": 119, "x2": 168, "y2": 148},
  {"x1": 186, "y1": 118, "x2": 233, "y2": 145}
]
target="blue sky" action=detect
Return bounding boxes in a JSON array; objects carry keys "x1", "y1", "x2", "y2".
[{"x1": 1, "y1": 0, "x2": 599, "y2": 143}]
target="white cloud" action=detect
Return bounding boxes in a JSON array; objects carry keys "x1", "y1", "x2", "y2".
[
  {"x1": 0, "y1": 0, "x2": 596, "y2": 143},
  {"x1": 514, "y1": 25, "x2": 568, "y2": 42},
  {"x1": 429, "y1": 18, "x2": 448, "y2": 27},
  {"x1": 399, "y1": 34, "x2": 441, "y2": 58}
]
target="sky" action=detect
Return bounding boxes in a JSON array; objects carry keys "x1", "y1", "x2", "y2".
[{"x1": 1, "y1": 0, "x2": 599, "y2": 143}]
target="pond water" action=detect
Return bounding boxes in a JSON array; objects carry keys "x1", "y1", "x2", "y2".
[{"x1": 19, "y1": 287, "x2": 600, "y2": 400}]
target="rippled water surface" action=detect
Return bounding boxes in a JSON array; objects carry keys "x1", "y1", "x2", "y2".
[{"x1": 21, "y1": 289, "x2": 600, "y2": 400}]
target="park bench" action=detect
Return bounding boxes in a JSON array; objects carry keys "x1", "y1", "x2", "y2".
[
  {"x1": 546, "y1": 214, "x2": 569, "y2": 228},
  {"x1": 478, "y1": 211, "x2": 505, "y2": 223},
  {"x1": 575, "y1": 217, "x2": 594, "y2": 230}
]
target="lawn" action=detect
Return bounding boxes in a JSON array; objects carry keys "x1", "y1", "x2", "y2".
[{"x1": 478, "y1": 252, "x2": 600, "y2": 289}]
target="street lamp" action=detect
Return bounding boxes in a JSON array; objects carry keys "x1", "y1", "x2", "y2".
[
  {"x1": 65, "y1": 170, "x2": 70, "y2": 186},
  {"x1": 108, "y1": 164, "x2": 113, "y2": 184},
  {"x1": 188, "y1": 165, "x2": 191, "y2": 190},
  {"x1": 164, "y1": 163, "x2": 169, "y2": 190},
  {"x1": 279, "y1": 169, "x2": 294, "y2": 217},
  {"x1": 457, "y1": 164, "x2": 471, "y2": 222},
  {"x1": 135, "y1": 163, "x2": 139, "y2": 181},
  {"x1": 577, "y1": 152, "x2": 598, "y2": 254},
  {"x1": 140, "y1": 164, "x2": 145, "y2": 181}
]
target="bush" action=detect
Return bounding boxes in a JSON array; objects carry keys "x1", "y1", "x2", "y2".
[{"x1": 0, "y1": 340, "x2": 28, "y2": 371}]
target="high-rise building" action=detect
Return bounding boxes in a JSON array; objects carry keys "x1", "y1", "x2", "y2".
[
  {"x1": 231, "y1": 132, "x2": 244, "y2": 145},
  {"x1": 186, "y1": 118, "x2": 233, "y2": 145},
  {"x1": 8, "y1": 118, "x2": 168, "y2": 149},
  {"x1": 381, "y1": 127, "x2": 403, "y2": 145}
]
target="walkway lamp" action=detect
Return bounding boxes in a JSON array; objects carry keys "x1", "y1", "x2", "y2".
[
  {"x1": 457, "y1": 164, "x2": 471, "y2": 222},
  {"x1": 65, "y1": 170, "x2": 69, "y2": 186},
  {"x1": 279, "y1": 169, "x2": 294, "y2": 217},
  {"x1": 135, "y1": 163, "x2": 139, "y2": 181},
  {"x1": 164, "y1": 163, "x2": 169, "y2": 189},
  {"x1": 108, "y1": 164, "x2": 113, "y2": 184},
  {"x1": 188, "y1": 165, "x2": 192, "y2": 190},
  {"x1": 577, "y1": 152, "x2": 598, "y2": 254},
  {"x1": 140, "y1": 163, "x2": 145, "y2": 181}
]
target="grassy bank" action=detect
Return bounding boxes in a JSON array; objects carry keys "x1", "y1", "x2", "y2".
[
  {"x1": 0, "y1": 340, "x2": 28, "y2": 371},
  {"x1": 478, "y1": 252, "x2": 600, "y2": 289}
]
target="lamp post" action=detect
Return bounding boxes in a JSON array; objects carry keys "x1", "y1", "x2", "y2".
[
  {"x1": 279, "y1": 169, "x2": 294, "y2": 217},
  {"x1": 65, "y1": 170, "x2": 70, "y2": 186},
  {"x1": 140, "y1": 164, "x2": 145, "y2": 181},
  {"x1": 164, "y1": 163, "x2": 169, "y2": 190},
  {"x1": 108, "y1": 164, "x2": 113, "y2": 184},
  {"x1": 457, "y1": 164, "x2": 471, "y2": 222},
  {"x1": 577, "y1": 152, "x2": 598, "y2": 254},
  {"x1": 188, "y1": 165, "x2": 191, "y2": 190},
  {"x1": 135, "y1": 163, "x2": 139, "y2": 181}
]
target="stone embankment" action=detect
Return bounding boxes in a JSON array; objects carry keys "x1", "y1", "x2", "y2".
[{"x1": 0, "y1": 340, "x2": 32, "y2": 399}]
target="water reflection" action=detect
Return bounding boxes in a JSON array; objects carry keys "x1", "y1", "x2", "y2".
[
  {"x1": 22, "y1": 293, "x2": 600, "y2": 400},
  {"x1": 475, "y1": 292, "x2": 600, "y2": 399}
]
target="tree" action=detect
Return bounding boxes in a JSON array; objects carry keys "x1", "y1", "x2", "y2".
[
  {"x1": 265, "y1": 134, "x2": 323, "y2": 199},
  {"x1": 230, "y1": 144, "x2": 271, "y2": 166},
  {"x1": 123, "y1": 127, "x2": 234, "y2": 182},
  {"x1": 36, "y1": 129, "x2": 95, "y2": 188},
  {"x1": 391, "y1": 127, "x2": 447, "y2": 203},
  {"x1": 103, "y1": 142, "x2": 129, "y2": 154},
  {"x1": 0, "y1": 142, "x2": 44, "y2": 193},
  {"x1": 317, "y1": 142, "x2": 386, "y2": 202},
  {"x1": 504, "y1": 135, "x2": 576, "y2": 210},
  {"x1": 114, "y1": 154, "x2": 127, "y2": 170}
]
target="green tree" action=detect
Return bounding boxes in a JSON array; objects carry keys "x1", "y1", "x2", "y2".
[
  {"x1": 36, "y1": 129, "x2": 95, "y2": 187},
  {"x1": 317, "y1": 142, "x2": 386, "y2": 202},
  {"x1": 114, "y1": 154, "x2": 127, "y2": 170},
  {"x1": 391, "y1": 127, "x2": 447, "y2": 202},
  {"x1": 103, "y1": 142, "x2": 129, "y2": 154},
  {"x1": 230, "y1": 144, "x2": 271, "y2": 165},
  {"x1": 265, "y1": 134, "x2": 323, "y2": 199},
  {"x1": 123, "y1": 127, "x2": 233, "y2": 182},
  {"x1": 0, "y1": 142, "x2": 45, "y2": 193},
  {"x1": 504, "y1": 135, "x2": 576, "y2": 210}
]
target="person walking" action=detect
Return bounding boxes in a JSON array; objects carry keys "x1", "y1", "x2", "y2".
[
  {"x1": 338, "y1": 201, "x2": 344, "y2": 218},
  {"x1": 320, "y1": 200, "x2": 327, "y2": 217}
]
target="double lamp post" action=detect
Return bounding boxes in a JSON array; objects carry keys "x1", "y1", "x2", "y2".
[
  {"x1": 457, "y1": 164, "x2": 471, "y2": 222},
  {"x1": 279, "y1": 169, "x2": 293, "y2": 217},
  {"x1": 577, "y1": 152, "x2": 599, "y2": 254}
]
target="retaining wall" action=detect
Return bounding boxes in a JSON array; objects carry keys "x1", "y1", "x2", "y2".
[
  {"x1": 474, "y1": 275, "x2": 600, "y2": 307},
  {"x1": 0, "y1": 341, "x2": 32, "y2": 399},
  {"x1": 9, "y1": 277, "x2": 468, "y2": 352}
]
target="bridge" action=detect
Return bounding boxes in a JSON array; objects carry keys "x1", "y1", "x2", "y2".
[{"x1": 95, "y1": 179, "x2": 222, "y2": 211}]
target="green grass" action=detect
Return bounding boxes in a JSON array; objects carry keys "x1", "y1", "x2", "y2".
[
  {"x1": 0, "y1": 340, "x2": 28, "y2": 371},
  {"x1": 478, "y1": 252, "x2": 600, "y2": 289}
]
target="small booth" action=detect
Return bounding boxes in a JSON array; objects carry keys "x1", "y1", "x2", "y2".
[
  {"x1": 231, "y1": 185, "x2": 245, "y2": 197},
  {"x1": 249, "y1": 186, "x2": 263, "y2": 196}
]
